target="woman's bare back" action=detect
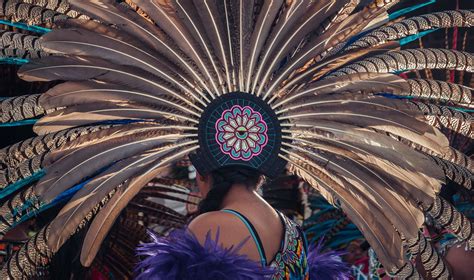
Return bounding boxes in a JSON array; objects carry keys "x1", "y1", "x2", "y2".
[{"x1": 188, "y1": 193, "x2": 284, "y2": 265}]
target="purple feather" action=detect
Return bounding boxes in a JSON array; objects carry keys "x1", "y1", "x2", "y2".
[
  {"x1": 135, "y1": 228, "x2": 274, "y2": 280},
  {"x1": 307, "y1": 240, "x2": 351, "y2": 280}
]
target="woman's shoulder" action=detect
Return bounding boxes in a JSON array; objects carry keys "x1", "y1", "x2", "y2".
[
  {"x1": 188, "y1": 211, "x2": 236, "y2": 232},
  {"x1": 188, "y1": 211, "x2": 247, "y2": 247}
]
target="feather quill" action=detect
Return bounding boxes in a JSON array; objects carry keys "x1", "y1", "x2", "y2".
[
  {"x1": 41, "y1": 28, "x2": 204, "y2": 104},
  {"x1": 19, "y1": 56, "x2": 203, "y2": 111},
  {"x1": 244, "y1": 0, "x2": 284, "y2": 92},
  {"x1": 283, "y1": 153, "x2": 410, "y2": 274},
  {"x1": 33, "y1": 102, "x2": 196, "y2": 134},
  {"x1": 80, "y1": 145, "x2": 198, "y2": 266},
  {"x1": 133, "y1": 0, "x2": 221, "y2": 96},
  {"x1": 35, "y1": 131, "x2": 196, "y2": 202},
  {"x1": 68, "y1": 0, "x2": 214, "y2": 96},
  {"x1": 39, "y1": 81, "x2": 200, "y2": 117}
]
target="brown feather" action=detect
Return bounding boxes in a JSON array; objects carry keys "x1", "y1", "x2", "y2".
[
  {"x1": 133, "y1": 0, "x2": 222, "y2": 96},
  {"x1": 284, "y1": 154, "x2": 410, "y2": 273},
  {"x1": 244, "y1": 0, "x2": 284, "y2": 92},
  {"x1": 262, "y1": 1, "x2": 393, "y2": 99},
  {"x1": 35, "y1": 131, "x2": 196, "y2": 202},
  {"x1": 39, "y1": 81, "x2": 200, "y2": 117},
  {"x1": 287, "y1": 141, "x2": 425, "y2": 239},
  {"x1": 251, "y1": 0, "x2": 342, "y2": 95},
  {"x1": 19, "y1": 56, "x2": 203, "y2": 111},
  {"x1": 41, "y1": 28, "x2": 202, "y2": 102},
  {"x1": 79, "y1": 145, "x2": 198, "y2": 266},
  {"x1": 33, "y1": 102, "x2": 196, "y2": 135}
]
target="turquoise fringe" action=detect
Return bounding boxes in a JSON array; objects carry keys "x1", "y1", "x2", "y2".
[
  {"x1": 400, "y1": 29, "x2": 438, "y2": 45},
  {"x1": 389, "y1": 0, "x2": 436, "y2": 20},
  {"x1": 0, "y1": 170, "x2": 45, "y2": 200},
  {"x1": 0, "y1": 119, "x2": 37, "y2": 127},
  {"x1": 0, "y1": 20, "x2": 51, "y2": 34},
  {"x1": 0, "y1": 57, "x2": 30, "y2": 65},
  {"x1": 448, "y1": 106, "x2": 474, "y2": 113},
  {"x1": 8, "y1": 178, "x2": 92, "y2": 230}
]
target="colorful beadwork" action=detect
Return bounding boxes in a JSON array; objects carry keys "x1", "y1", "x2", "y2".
[
  {"x1": 269, "y1": 215, "x2": 309, "y2": 280},
  {"x1": 215, "y1": 105, "x2": 268, "y2": 161}
]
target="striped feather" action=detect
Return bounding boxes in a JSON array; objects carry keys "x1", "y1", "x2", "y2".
[
  {"x1": 348, "y1": 10, "x2": 474, "y2": 50},
  {"x1": 328, "y1": 49, "x2": 474, "y2": 77},
  {"x1": 1, "y1": 94, "x2": 45, "y2": 123}
]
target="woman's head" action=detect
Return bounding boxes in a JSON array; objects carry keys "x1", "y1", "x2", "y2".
[{"x1": 196, "y1": 167, "x2": 263, "y2": 214}]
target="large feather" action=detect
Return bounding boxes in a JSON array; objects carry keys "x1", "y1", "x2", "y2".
[
  {"x1": 347, "y1": 10, "x2": 474, "y2": 50},
  {"x1": 425, "y1": 196, "x2": 474, "y2": 249},
  {"x1": 39, "y1": 81, "x2": 201, "y2": 117},
  {"x1": 0, "y1": 225, "x2": 52, "y2": 279},
  {"x1": 251, "y1": 0, "x2": 341, "y2": 95},
  {"x1": 68, "y1": 0, "x2": 214, "y2": 96},
  {"x1": 1, "y1": 94, "x2": 45, "y2": 123},
  {"x1": 15, "y1": 0, "x2": 85, "y2": 18},
  {"x1": 0, "y1": 1, "x2": 69, "y2": 25},
  {"x1": 328, "y1": 49, "x2": 474, "y2": 77},
  {"x1": 262, "y1": 1, "x2": 394, "y2": 99},
  {"x1": 283, "y1": 154, "x2": 412, "y2": 275},
  {"x1": 35, "y1": 130, "x2": 196, "y2": 202},
  {"x1": 32, "y1": 102, "x2": 196, "y2": 134},
  {"x1": 0, "y1": 125, "x2": 109, "y2": 169},
  {"x1": 0, "y1": 29, "x2": 42, "y2": 51},
  {"x1": 41, "y1": 28, "x2": 205, "y2": 104},
  {"x1": 40, "y1": 124, "x2": 187, "y2": 166},
  {"x1": 244, "y1": 0, "x2": 284, "y2": 92},
  {"x1": 272, "y1": 72, "x2": 408, "y2": 108},
  {"x1": 402, "y1": 79, "x2": 473, "y2": 107},
  {"x1": 79, "y1": 145, "x2": 198, "y2": 266},
  {"x1": 284, "y1": 121, "x2": 444, "y2": 202},
  {"x1": 46, "y1": 151, "x2": 168, "y2": 252},
  {"x1": 191, "y1": 0, "x2": 237, "y2": 92},
  {"x1": 428, "y1": 155, "x2": 473, "y2": 190},
  {"x1": 18, "y1": 56, "x2": 204, "y2": 111},
  {"x1": 172, "y1": 0, "x2": 228, "y2": 93},
  {"x1": 133, "y1": 0, "x2": 222, "y2": 96},
  {"x1": 286, "y1": 141, "x2": 425, "y2": 238},
  {"x1": 274, "y1": 42, "x2": 400, "y2": 97}
]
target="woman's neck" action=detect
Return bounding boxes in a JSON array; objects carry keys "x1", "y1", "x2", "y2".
[{"x1": 220, "y1": 184, "x2": 262, "y2": 209}]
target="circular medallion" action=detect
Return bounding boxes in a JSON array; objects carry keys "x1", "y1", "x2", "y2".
[
  {"x1": 215, "y1": 105, "x2": 268, "y2": 161},
  {"x1": 191, "y1": 92, "x2": 287, "y2": 178}
]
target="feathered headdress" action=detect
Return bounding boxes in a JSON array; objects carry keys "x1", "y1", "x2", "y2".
[{"x1": 0, "y1": 0, "x2": 472, "y2": 278}]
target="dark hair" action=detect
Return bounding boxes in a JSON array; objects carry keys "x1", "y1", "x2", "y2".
[{"x1": 198, "y1": 167, "x2": 262, "y2": 214}]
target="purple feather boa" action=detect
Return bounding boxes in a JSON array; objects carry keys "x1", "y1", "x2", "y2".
[
  {"x1": 307, "y1": 241, "x2": 351, "y2": 280},
  {"x1": 135, "y1": 229, "x2": 274, "y2": 279},
  {"x1": 136, "y1": 229, "x2": 350, "y2": 280}
]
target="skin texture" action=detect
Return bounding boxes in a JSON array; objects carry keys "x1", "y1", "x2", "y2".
[{"x1": 188, "y1": 173, "x2": 284, "y2": 265}]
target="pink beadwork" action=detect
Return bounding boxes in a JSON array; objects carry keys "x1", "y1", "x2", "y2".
[{"x1": 215, "y1": 105, "x2": 269, "y2": 161}]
